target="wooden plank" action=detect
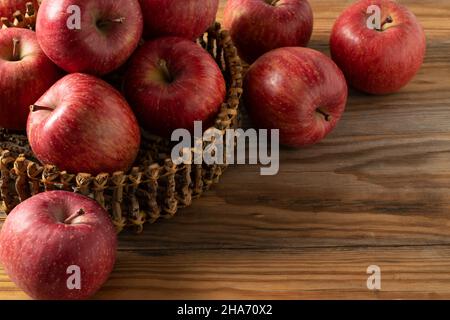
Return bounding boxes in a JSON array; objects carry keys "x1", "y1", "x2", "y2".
[{"x1": 4, "y1": 246, "x2": 450, "y2": 300}]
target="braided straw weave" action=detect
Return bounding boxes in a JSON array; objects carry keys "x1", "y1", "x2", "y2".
[{"x1": 0, "y1": 3, "x2": 243, "y2": 233}]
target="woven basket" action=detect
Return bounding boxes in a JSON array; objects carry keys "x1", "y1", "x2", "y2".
[{"x1": 0, "y1": 4, "x2": 243, "y2": 233}]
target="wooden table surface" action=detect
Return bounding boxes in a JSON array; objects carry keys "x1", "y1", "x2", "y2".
[{"x1": 1, "y1": 0, "x2": 450, "y2": 300}]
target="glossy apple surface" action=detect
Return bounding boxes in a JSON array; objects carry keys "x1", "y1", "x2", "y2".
[
  {"x1": 139, "y1": 0, "x2": 219, "y2": 40},
  {"x1": 224, "y1": 0, "x2": 313, "y2": 64},
  {"x1": 27, "y1": 73, "x2": 141, "y2": 174},
  {"x1": 0, "y1": 28, "x2": 60, "y2": 130},
  {"x1": 0, "y1": 191, "x2": 117, "y2": 300},
  {"x1": 123, "y1": 37, "x2": 226, "y2": 137},
  {"x1": 330, "y1": 0, "x2": 426, "y2": 95},
  {"x1": 244, "y1": 47, "x2": 348, "y2": 147},
  {"x1": 36, "y1": 0, "x2": 143, "y2": 76}
]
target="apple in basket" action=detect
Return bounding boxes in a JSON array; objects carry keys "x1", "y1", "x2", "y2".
[
  {"x1": 244, "y1": 47, "x2": 348, "y2": 147},
  {"x1": 224, "y1": 0, "x2": 314, "y2": 63},
  {"x1": 123, "y1": 36, "x2": 226, "y2": 137},
  {"x1": 0, "y1": 191, "x2": 117, "y2": 300},
  {"x1": 330, "y1": 0, "x2": 426, "y2": 94},
  {"x1": 36, "y1": 0, "x2": 143, "y2": 76},
  {"x1": 0, "y1": 27, "x2": 60, "y2": 130},
  {"x1": 139, "y1": 0, "x2": 219, "y2": 40},
  {"x1": 0, "y1": 0, "x2": 39, "y2": 20},
  {"x1": 27, "y1": 73, "x2": 141, "y2": 175}
]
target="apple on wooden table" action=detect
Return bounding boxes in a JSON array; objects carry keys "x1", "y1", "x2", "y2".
[
  {"x1": 0, "y1": 27, "x2": 60, "y2": 130},
  {"x1": 36, "y1": 0, "x2": 143, "y2": 76},
  {"x1": 330, "y1": 0, "x2": 426, "y2": 95},
  {"x1": 139, "y1": 0, "x2": 219, "y2": 40},
  {"x1": 0, "y1": 0, "x2": 39, "y2": 19},
  {"x1": 224, "y1": 0, "x2": 313, "y2": 64},
  {"x1": 244, "y1": 47, "x2": 348, "y2": 148},
  {"x1": 27, "y1": 73, "x2": 141, "y2": 175},
  {"x1": 123, "y1": 37, "x2": 226, "y2": 137},
  {"x1": 0, "y1": 191, "x2": 117, "y2": 300}
]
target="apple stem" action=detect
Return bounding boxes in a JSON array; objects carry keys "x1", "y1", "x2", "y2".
[
  {"x1": 12, "y1": 38, "x2": 20, "y2": 61},
  {"x1": 110, "y1": 17, "x2": 126, "y2": 24},
  {"x1": 158, "y1": 59, "x2": 174, "y2": 83},
  {"x1": 30, "y1": 105, "x2": 54, "y2": 112},
  {"x1": 64, "y1": 209, "x2": 85, "y2": 224},
  {"x1": 316, "y1": 108, "x2": 332, "y2": 122}
]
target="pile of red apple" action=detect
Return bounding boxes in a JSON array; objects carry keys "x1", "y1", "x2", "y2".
[{"x1": 0, "y1": 0, "x2": 426, "y2": 300}]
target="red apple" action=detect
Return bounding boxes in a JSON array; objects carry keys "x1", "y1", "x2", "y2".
[
  {"x1": 224, "y1": 0, "x2": 313, "y2": 64},
  {"x1": 138, "y1": 0, "x2": 219, "y2": 40},
  {"x1": 36, "y1": 0, "x2": 143, "y2": 76},
  {"x1": 123, "y1": 37, "x2": 226, "y2": 137},
  {"x1": 244, "y1": 47, "x2": 348, "y2": 147},
  {"x1": 0, "y1": 0, "x2": 39, "y2": 19},
  {"x1": 330, "y1": 0, "x2": 426, "y2": 95},
  {"x1": 27, "y1": 73, "x2": 141, "y2": 174},
  {"x1": 0, "y1": 191, "x2": 117, "y2": 300},
  {"x1": 0, "y1": 28, "x2": 60, "y2": 130}
]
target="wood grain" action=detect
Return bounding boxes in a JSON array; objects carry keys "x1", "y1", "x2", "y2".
[{"x1": 1, "y1": 0, "x2": 450, "y2": 300}]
